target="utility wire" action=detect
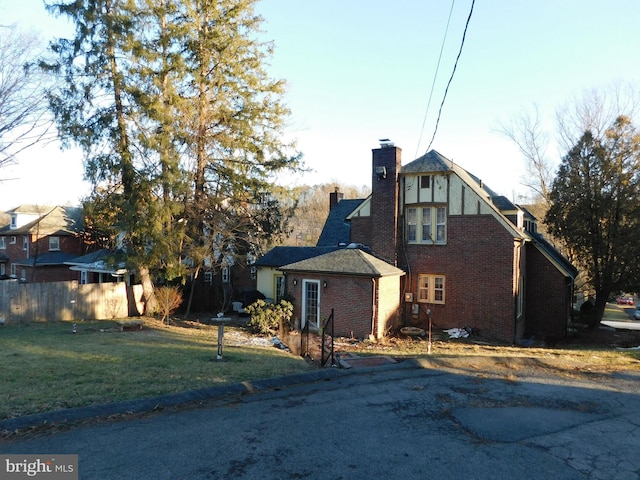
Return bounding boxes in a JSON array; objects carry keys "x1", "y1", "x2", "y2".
[
  {"x1": 415, "y1": 0, "x2": 456, "y2": 159},
  {"x1": 426, "y1": 0, "x2": 476, "y2": 153}
]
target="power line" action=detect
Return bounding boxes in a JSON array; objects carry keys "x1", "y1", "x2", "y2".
[
  {"x1": 415, "y1": 0, "x2": 456, "y2": 159},
  {"x1": 425, "y1": 0, "x2": 476, "y2": 153}
]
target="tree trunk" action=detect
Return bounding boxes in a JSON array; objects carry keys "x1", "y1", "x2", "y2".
[
  {"x1": 138, "y1": 265, "x2": 157, "y2": 315},
  {"x1": 591, "y1": 290, "x2": 610, "y2": 328},
  {"x1": 184, "y1": 265, "x2": 200, "y2": 319}
]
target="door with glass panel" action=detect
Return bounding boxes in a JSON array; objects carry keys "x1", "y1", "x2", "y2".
[{"x1": 302, "y1": 279, "x2": 320, "y2": 330}]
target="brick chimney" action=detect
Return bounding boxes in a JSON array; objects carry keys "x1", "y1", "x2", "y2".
[
  {"x1": 329, "y1": 186, "x2": 343, "y2": 211},
  {"x1": 370, "y1": 140, "x2": 401, "y2": 265}
]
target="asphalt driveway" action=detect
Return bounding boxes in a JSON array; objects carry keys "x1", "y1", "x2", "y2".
[{"x1": 1, "y1": 360, "x2": 639, "y2": 480}]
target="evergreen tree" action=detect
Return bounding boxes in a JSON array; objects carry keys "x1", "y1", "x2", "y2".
[
  {"x1": 545, "y1": 116, "x2": 640, "y2": 325},
  {"x1": 44, "y1": 0, "x2": 301, "y2": 314}
]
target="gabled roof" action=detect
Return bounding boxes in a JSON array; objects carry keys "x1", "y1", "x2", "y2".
[
  {"x1": 401, "y1": 150, "x2": 452, "y2": 174},
  {"x1": 254, "y1": 246, "x2": 341, "y2": 268},
  {"x1": 280, "y1": 247, "x2": 405, "y2": 277},
  {"x1": 0, "y1": 206, "x2": 83, "y2": 235},
  {"x1": 316, "y1": 198, "x2": 365, "y2": 247},
  {"x1": 401, "y1": 149, "x2": 577, "y2": 279}
]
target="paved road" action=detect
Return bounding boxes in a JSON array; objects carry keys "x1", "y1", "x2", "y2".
[{"x1": 2, "y1": 361, "x2": 639, "y2": 480}]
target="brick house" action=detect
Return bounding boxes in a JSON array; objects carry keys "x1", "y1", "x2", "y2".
[
  {"x1": 255, "y1": 142, "x2": 576, "y2": 343},
  {"x1": 0, "y1": 205, "x2": 87, "y2": 283},
  {"x1": 346, "y1": 143, "x2": 577, "y2": 343}
]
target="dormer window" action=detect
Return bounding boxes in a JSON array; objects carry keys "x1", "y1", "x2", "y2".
[{"x1": 10, "y1": 214, "x2": 17, "y2": 230}]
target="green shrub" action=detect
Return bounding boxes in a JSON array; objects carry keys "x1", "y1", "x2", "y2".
[{"x1": 245, "y1": 299, "x2": 293, "y2": 335}]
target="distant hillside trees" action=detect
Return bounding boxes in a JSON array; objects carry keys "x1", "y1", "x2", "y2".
[{"x1": 285, "y1": 183, "x2": 371, "y2": 246}]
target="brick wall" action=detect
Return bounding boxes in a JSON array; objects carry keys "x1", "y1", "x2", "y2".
[
  {"x1": 401, "y1": 215, "x2": 518, "y2": 342},
  {"x1": 525, "y1": 244, "x2": 570, "y2": 339},
  {"x1": 22, "y1": 266, "x2": 81, "y2": 283},
  {"x1": 287, "y1": 273, "x2": 375, "y2": 339},
  {"x1": 350, "y1": 216, "x2": 372, "y2": 246},
  {"x1": 370, "y1": 146, "x2": 401, "y2": 265}
]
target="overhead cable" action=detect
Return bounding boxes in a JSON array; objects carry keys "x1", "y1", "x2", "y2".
[
  {"x1": 415, "y1": 0, "x2": 456, "y2": 159},
  {"x1": 426, "y1": 0, "x2": 476, "y2": 153}
]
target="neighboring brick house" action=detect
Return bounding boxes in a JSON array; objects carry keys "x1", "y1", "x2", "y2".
[{"x1": 0, "y1": 205, "x2": 87, "y2": 283}]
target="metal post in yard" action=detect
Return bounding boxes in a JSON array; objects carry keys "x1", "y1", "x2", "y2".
[
  {"x1": 211, "y1": 317, "x2": 231, "y2": 361},
  {"x1": 426, "y1": 307, "x2": 432, "y2": 355}
]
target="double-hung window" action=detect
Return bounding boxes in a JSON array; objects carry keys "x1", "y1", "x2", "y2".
[
  {"x1": 406, "y1": 208, "x2": 417, "y2": 242},
  {"x1": 49, "y1": 236, "x2": 60, "y2": 251},
  {"x1": 0, "y1": 237, "x2": 5, "y2": 249},
  {"x1": 418, "y1": 274, "x2": 446, "y2": 304},
  {"x1": 406, "y1": 206, "x2": 446, "y2": 244}
]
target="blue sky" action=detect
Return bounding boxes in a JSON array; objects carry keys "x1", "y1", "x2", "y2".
[{"x1": 2, "y1": 0, "x2": 640, "y2": 210}]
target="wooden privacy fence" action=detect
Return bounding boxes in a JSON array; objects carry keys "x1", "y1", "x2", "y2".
[{"x1": 0, "y1": 280, "x2": 144, "y2": 324}]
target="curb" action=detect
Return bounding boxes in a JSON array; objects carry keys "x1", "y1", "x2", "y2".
[{"x1": 0, "y1": 359, "x2": 422, "y2": 434}]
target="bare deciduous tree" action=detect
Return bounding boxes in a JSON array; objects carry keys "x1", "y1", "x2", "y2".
[
  {"x1": 498, "y1": 105, "x2": 555, "y2": 206},
  {"x1": 0, "y1": 24, "x2": 52, "y2": 173}
]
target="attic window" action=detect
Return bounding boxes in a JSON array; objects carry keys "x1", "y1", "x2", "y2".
[
  {"x1": 10, "y1": 214, "x2": 17, "y2": 229},
  {"x1": 420, "y1": 175, "x2": 431, "y2": 189}
]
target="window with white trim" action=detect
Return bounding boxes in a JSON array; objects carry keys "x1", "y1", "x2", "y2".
[
  {"x1": 406, "y1": 206, "x2": 447, "y2": 244},
  {"x1": 0, "y1": 264, "x2": 5, "y2": 276},
  {"x1": 80, "y1": 270, "x2": 88, "y2": 284},
  {"x1": 22, "y1": 236, "x2": 28, "y2": 251},
  {"x1": 10, "y1": 264, "x2": 16, "y2": 277},
  {"x1": 10, "y1": 236, "x2": 16, "y2": 244},
  {"x1": 417, "y1": 274, "x2": 446, "y2": 304},
  {"x1": 204, "y1": 271, "x2": 213, "y2": 284},
  {"x1": 0, "y1": 237, "x2": 5, "y2": 249},
  {"x1": 49, "y1": 236, "x2": 60, "y2": 251},
  {"x1": 20, "y1": 269, "x2": 26, "y2": 282}
]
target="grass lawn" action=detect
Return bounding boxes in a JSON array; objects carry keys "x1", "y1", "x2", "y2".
[{"x1": 0, "y1": 319, "x2": 314, "y2": 421}]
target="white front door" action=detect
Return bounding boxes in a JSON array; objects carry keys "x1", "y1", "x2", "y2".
[{"x1": 302, "y1": 279, "x2": 320, "y2": 330}]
